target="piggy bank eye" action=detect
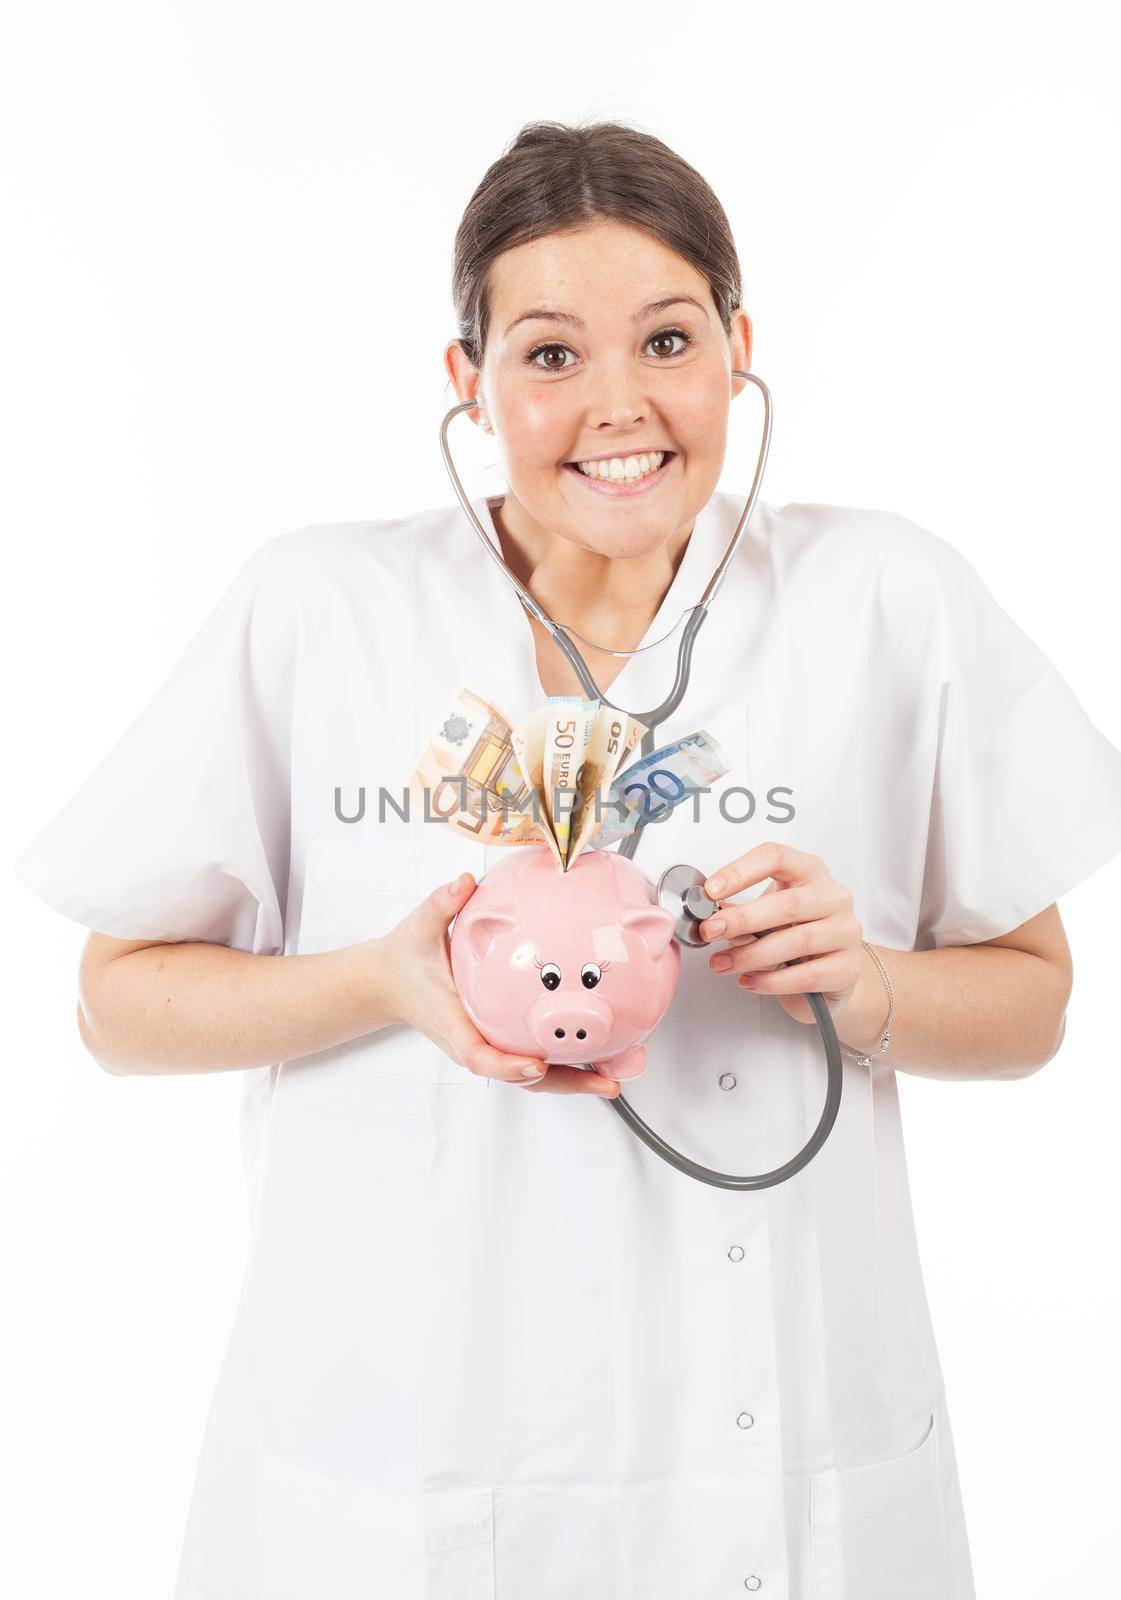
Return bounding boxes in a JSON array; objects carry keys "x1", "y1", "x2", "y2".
[
  {"x1": 540, "y1": 963, "x2": 562, "y2": 990},
  {"x1": 580, "y1": 963, "x2": 602, "y2": 989}
]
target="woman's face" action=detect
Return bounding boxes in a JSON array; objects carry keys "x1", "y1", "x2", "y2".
[{"x1": 446, "y1": 217, "x2": 752, "y2": 560}]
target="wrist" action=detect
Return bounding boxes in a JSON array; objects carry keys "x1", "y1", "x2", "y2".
[
  {"x1": 835, "y1": 944, "x2": 893, "y2": 1060},
  {"x1": 330, "y1": 936, "x2": 401, "y2": 1034}
]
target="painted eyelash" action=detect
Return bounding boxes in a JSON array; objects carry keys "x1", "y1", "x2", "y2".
[
  {"x1": 531, "y1": 957, "x2": 614, "y2": 973},
  {"x1": 524, "y1": 327, "x2": 694, "y2": 368}
]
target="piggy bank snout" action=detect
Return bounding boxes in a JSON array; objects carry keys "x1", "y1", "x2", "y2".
[{"x1": 529, "y1": 991, "x2": 614, "y2": 1059}]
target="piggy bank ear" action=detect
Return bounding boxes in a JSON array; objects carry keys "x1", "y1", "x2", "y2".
[
  {"x1": 620, "y1": 904, "x2": 677, "y2": 961},
  {"x1": 465, "y1": 907, "x2": 518, "y2": 963}
]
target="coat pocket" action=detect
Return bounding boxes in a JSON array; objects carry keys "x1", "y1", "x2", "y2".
[
  {"x1": 302, "y1": 825, "x2": 493, "y2": 950},
  {"x1": 298, "y1": 833, "x2": 421, "y2": 954},
  {"x1": 809, "y1": 1409, "x2": 952, "y2": 1599},
  {"x1": 297, "y1": 831, "x2": 494, "y2": 1089},
  {"x1": 258, "y1": 1452, "x2": 494, "y2": 1600}
]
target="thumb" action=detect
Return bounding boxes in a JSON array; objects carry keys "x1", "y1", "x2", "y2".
[{"x1": 427, "y1": 871, "x2": 476, "y2": 927}]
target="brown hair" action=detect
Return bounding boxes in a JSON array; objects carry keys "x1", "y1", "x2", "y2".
[{"x1": 451, "y1": 118, "x2": 743, "y2": 369}]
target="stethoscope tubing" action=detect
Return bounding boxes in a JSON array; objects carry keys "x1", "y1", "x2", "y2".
[{"x1": 439, "y1": 371, "x2": 844, "y2": 1189}]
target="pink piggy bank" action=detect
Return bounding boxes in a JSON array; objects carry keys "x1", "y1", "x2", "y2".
[{"x1": 449, "y1": 844, "x2": 680, "y2": 1080}]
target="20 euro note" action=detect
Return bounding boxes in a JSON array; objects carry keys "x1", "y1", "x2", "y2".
[{"x1": 586, "y1": 729, "x2": 731, "y2": 846}]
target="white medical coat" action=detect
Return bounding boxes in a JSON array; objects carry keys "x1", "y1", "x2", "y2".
[{"x1": 15, "y1": 490, "x2": 1121, "y2": 1599}]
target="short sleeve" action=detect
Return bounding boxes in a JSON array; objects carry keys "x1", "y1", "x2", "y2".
[
  {"x1": 13, "y1": 542, "x2": 298, "y2": 953},
  {"x1": 912, "y1": 536, "x2": 1121, "y2": 948}
]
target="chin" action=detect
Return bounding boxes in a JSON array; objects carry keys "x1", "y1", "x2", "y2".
[
  {"x1": 551, "y1": 512, "x2": 680, "y2": 561},
  {"x1": 592, "y1": 526, "x2": 679, "y2": 560}
]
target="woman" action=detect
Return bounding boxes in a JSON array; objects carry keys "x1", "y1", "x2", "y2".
[{"x1": 16, "y1": 120, "x2": 1121, "y2": 1599}]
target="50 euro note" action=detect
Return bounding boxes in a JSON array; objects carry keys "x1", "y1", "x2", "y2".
[
  {"x1": 543, "y1": 699, "x2": 599, "y2": 866},
  {"x1": 564, "y1": 706, "x2": 648, "y2": 865},
  {"x1": 507, "y1": 696, "x2": 647, "y2": 869},
  {"x1": 409, "y1": 684, "x2": 547, "y2": 850},
  {"x1": 509, "y1": 702, "x2": 565, "y2": 869}
]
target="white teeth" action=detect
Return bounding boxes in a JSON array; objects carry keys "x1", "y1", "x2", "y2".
[{"x1": 576, "y1": 451, "x2": 665, "y2": 482}]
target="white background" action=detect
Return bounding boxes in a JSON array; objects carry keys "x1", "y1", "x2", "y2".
[{"x1": 2, "y1": 3, "x2": 1118, "y2": 1595}]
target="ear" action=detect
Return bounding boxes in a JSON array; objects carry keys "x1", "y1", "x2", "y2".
[
  {"x1": 620, "y1": 904, "x2": 677, "y2": 961},
  {"x1": 465, "y1": 908, "x2": 518, "y2": 963}
]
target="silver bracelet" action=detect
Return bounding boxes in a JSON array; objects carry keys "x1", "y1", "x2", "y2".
[{"x1": 840, "y1": 941, "x2": 895, "y2": 1067}]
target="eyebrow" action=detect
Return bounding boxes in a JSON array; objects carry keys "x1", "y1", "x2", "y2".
[{"x1": 504, "y1": 295, "x2": 710, "y2": 337}]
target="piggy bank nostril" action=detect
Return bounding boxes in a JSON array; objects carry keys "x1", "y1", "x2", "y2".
[
  {"x1": 554, "y1": 1028, "x2": 566, "y2": 1038},
  {"x1": 576, "y1": 1029, "x2": 587, "y2": 1040}
]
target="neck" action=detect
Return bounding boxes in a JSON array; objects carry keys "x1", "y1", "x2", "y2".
[{"x1": 489, "y1": 493, "x2": 694, "y2": 649}]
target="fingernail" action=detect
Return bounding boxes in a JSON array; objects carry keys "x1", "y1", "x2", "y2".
[
  {"x1": 703, "y1": 917, "x2": 726, "y2": 939},
  {"x1": 711, "y1": 953, "x2": 733, "y2": 971},
  {"x1": 522, "y1": 1064, "x2": 546, "y2": 1078},
  {"x1": 450, "y1": 873, "x2": 469, "y2": 893},
  {"x1": 706, "y1": 875, "x2": 726, "y2": 897}
]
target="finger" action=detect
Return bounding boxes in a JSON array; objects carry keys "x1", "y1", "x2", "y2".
[
  {"x1": 522, "y1": 1066, "x2": 622, "y2": 1096},
  {"x1": 466, "y1": 1040, "x2": 551, "y2": 1084},
  {"x1": 699, "y1": 880, "x2": 853, "y2": 944},
  {"x1": 702, "y1": 841, "x2": 827, "y2": 901},
  {"x1": 441, "y1": 1008, "x2": 620, "y2": 1092},
  {"x1": 707, "y1": 912, "x2": 859, "y2": 976},
  {"x1": 732, "y1": 950, "x2": 857, "y2": 994},
  {"x1": 440, "y1": 1008, "x2": 547, "y2": 1085}
]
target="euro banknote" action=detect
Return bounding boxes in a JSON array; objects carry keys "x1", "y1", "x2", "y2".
[{"x1": 410, "y1": 685, "x2": 725, "y2": 869}]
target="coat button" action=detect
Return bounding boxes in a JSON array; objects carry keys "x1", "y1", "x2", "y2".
[
  {"x1": 744, "y1": 1578, "x2": 762, "y2": 1591},
  {"x1": 728, "y1": 1244, "x2": 745, "y2": 1262},
  {"x1": 736, "y1": 1411, "x2": 754, "y2": 1429},
  {"x1": 718, "y1": 1072, "x2": 737, "y2": 1090}
]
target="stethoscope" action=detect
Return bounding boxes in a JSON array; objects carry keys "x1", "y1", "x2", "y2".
[{"x1": 438, "y1": 371, "x2": 842, "y2": 1190}]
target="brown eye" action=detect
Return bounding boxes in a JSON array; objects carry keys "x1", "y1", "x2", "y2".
[
  {"x1": 526, "y1": 343, "x2": 575, "y2": 372},
  {"x1": 580, "y1": 963, "x2": 601, "y2": 989},
  {"x1": 645, "y1": 328, "x2": 692, "y2": 359},
  {"x1": 540, "y1": 963, "x2": 561, "y2": 990}
]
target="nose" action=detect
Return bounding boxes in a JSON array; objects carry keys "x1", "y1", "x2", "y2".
[
  {"x1": 586, "y1": 360, "x2": 649, "y2": 434},
  {"x1": 530, "y1": 994, "x2": 613, "y2": 1061}
]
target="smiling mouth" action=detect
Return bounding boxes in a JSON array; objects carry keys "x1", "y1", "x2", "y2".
[{"x1": 562, "y1": 450, "x2": 678, "y2": 488}]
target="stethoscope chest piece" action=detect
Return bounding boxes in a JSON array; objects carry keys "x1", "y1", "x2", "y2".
[{"x1": 656, "y1": 862, "x2": 722, "y2": 947}]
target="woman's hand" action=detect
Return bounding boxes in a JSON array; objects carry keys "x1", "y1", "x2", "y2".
[
  {"x1": 696, "y1": 842, "x2": 864, "y2": 1026},
  {"x1": 374, "y1": 872, "x2": 621, "y2": 1096}
]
